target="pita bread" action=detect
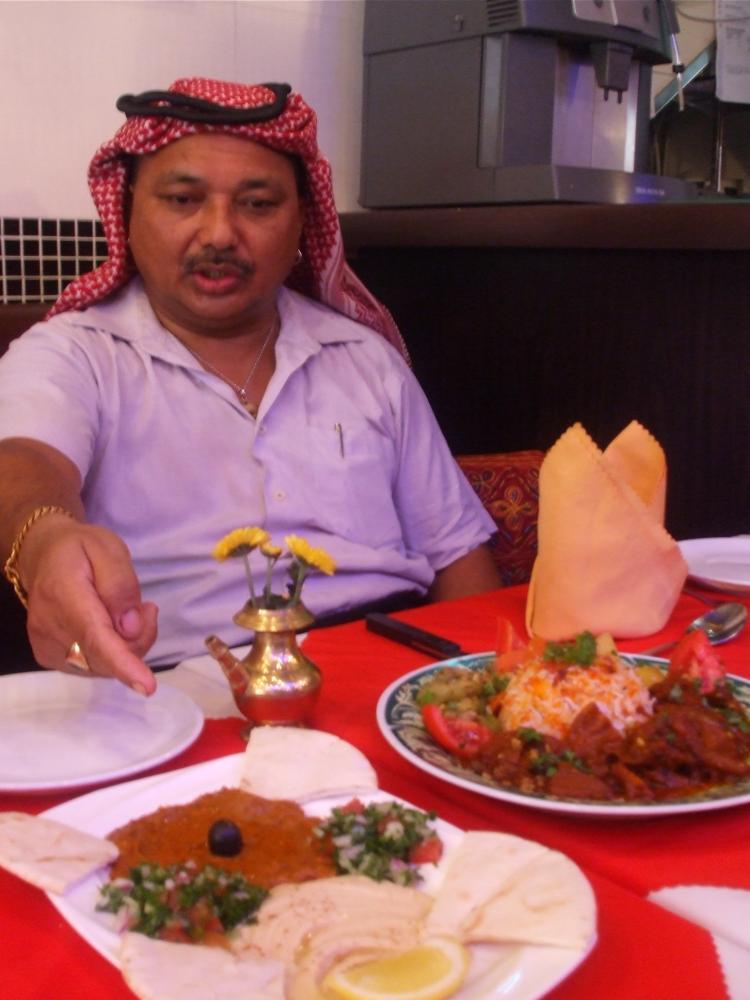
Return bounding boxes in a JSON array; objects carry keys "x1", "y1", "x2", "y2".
[
  {"x1": 120, "y1": 934, "x2": 284, "y2": 1000},
  {"x1": 240, "y1": 727, "x2": 377, "y2": 802},
  {"x1": 461, "y1": 850, "x2": 596, "y2": 949},
  {"x1": 0, "y1": 811, "x2": 118, "y2": 894},
  {"x1": 426, "y1": 831, "x2": 595, "y2": 950},
  {"x1": 426, "y1": 831, "x2": 548, "y2": 937}
]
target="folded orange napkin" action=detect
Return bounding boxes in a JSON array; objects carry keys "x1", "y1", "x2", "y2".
[{"x1": 525, "y1": 421, "x2": 688, "y2": 640}]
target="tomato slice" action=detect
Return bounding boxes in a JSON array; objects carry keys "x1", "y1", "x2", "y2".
[
  {"x1": 495, "y1": 634, "x2": 544, "y2": 674},
  {"x1": 409, "y1": 834, "x2": 444, "y2": 865},
  {"x1": 421, "y1": 704, "x2": 491, "y2": 759},
  {"x1": 668, "y1": 629, "x2": 725, "y2": 693},
  {"x1": 495, "y1": 617, "x2": 524, "y2": 655},
  {"x1": 339, "y1": 798, "x2": 365, "y2": 815}
]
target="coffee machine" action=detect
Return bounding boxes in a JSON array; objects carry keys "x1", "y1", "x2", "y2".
[{"x1": 360, "y1": 0, "x2": 695, "y2": 205}]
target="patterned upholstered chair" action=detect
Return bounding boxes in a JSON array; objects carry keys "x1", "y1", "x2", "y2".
[{"x1": 456, "y1": 450, "x2": 544, "y2": 586}]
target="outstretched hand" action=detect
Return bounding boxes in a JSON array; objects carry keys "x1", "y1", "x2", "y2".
[{"x1": 20, "y1": 515, "x2": 158, "y2": 695}]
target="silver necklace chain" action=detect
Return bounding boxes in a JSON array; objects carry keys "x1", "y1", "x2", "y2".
[{"x1": 185, "y1": 314, "x2": 278, "y2": 413}]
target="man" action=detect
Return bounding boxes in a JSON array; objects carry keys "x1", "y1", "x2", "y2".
[{"x1": 0, "y1": 79, "x2": 499, "y2": 695}]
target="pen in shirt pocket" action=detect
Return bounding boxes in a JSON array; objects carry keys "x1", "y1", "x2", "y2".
[{"x1": 334, "y1": 422, "x2": 345, "y2": 458}]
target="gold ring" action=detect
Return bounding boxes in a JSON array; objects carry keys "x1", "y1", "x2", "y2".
[{"x1": 65, "y1": 640, "x2": 91, "y2": 672}]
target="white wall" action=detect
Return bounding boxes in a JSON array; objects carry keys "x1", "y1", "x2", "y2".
[
  {"x1": 0, "y1": 0, "x2": 366, "y2": 217},
  {"x1": 0, "y1": 0, "x2": 716, "y2": 220}
]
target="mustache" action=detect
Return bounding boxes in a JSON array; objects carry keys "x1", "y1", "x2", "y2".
[{"x1": 184, "y1": 252, "x2": 253, "y2": 275}]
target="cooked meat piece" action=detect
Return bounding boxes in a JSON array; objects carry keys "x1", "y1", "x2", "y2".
[
  {"x1": 565, "y1": 703, "x2": 625, "y2": 772},
  {"x1": 546, "y1": 762, "x2": 614, "y2": 800},
  {"x1": 668, "y1": 705, "x2": 750, "y2": 776},
  {"x1": 609, "y1": 761, "x2": 653, "y2": 800}
]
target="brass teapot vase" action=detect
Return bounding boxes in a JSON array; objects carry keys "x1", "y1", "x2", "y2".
[{"x1": 205, "y1": 601, "x2": 321, "y2": 736}]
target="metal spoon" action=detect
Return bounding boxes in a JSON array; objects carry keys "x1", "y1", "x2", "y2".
[{"x1": 642, "y1": 602, "x2": 748, "y2": 657}]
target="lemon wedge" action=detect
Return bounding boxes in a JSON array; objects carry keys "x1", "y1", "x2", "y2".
[{"x1": 322, "y1": 937, "x2": 470, "y2": 1000}]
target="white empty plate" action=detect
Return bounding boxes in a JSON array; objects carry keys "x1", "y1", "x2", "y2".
[
  {"x1": 0, "y1": 672, "x2": 203, "y2": 793},
  {"x1": 679, "y1": 536, "x2": 750, "y2": 594}
]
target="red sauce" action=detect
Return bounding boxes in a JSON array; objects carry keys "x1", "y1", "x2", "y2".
[{"x1": 108, "y1": 787, "x2": 336, "y2": 886}]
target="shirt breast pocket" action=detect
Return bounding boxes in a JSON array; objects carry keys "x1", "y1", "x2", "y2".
[{"x1": 296, "y1": 421, "x2": 402, "y2": 546}]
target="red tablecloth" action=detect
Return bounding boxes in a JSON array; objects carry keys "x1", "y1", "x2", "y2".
[{"x1": 2, "y1": 586, "x2": 749, "y2": 999}]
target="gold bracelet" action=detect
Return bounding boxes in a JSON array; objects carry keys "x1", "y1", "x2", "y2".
[{"x1": 3, "y1": 505, "x2": 75, "y2": 608}]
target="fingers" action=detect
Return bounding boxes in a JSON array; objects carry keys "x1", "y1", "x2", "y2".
[
  {"x1": 29, "y1": 590, "x2": 157, "y2": 695},
  {"x1": 84, "y1": 528, "x2": 145, "y2": 628},
  {"x1": 76, "y1": 615, "x2": 157, "y2": 696},
  {"x1": 30, "y1": 623, "x2": 157, "y2": 696},
  {"x1": 115, "y1": 602, "x2": 159, "y2": 658},
  {"x1": 24, "y1": 523, "x2": 158, "y2": 695}
]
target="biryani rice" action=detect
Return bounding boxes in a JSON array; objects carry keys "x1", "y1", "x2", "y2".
[{"x1": 500, "y1": 658, "x2": 654, "y2": 739}]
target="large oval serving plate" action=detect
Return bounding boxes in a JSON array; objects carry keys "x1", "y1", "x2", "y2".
[
  {"x1": 0, "y1": 673, "x2": 204, "y2": 793},
  {"x1": 43, "y1": 753, "x2": 595, "y2": 1000},
  {"x1": 376, "y1": 652, "x2": 750, "y2": 818}
]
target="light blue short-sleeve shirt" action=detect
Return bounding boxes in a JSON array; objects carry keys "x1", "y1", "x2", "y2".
[{"x1": 0, "y1": 281, "x2": 494, "y2": 664}]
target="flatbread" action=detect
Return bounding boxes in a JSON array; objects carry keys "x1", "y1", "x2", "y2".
[
  {"x1": 120, "y1": 933, "x2": 284, "y2": 1000},
  {"x1": 461, "y1": 849, "x2": 596, "y2": 949},
  {"x1": 426, "y1": 831, "x2": 548, "y2": 936},
  {"x1": 0, "y1": 811, "x2": 118, "y2": 894},
  {"x1": 425, "y1": 831, "x2": 596, "y2": 950},
  {"x1": 240, "y1": 727, "x2": 377, "y2": 802}
]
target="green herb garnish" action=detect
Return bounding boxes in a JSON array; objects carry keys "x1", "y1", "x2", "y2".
[
  {"x1": 415, "y1": 688, "x2": 440, "y2": 706},
  {"x1": 518, "y1": 727, "x2": 544, "y2": 745},
  {"x1": 544, "y1": 631, "x2": 597, "y2": 666},
  {"x1": 561, "y1": 749, "x2": 590, "y2": 772},
  {"x1": 481, "y1": 673, "x2": 510, "y2": 697},
  {"x1": 315, "y1": 801, "x2": 438, "y2": 886},
  {"x1": 530, "y1": 751, "x2": 560, "y2": 777},
  {"x1": 97, "y1": 862, "x2": 267, "y2": 939},
  {"x1": 719, "y1": 708, "x2": 750, "y2": 733}
]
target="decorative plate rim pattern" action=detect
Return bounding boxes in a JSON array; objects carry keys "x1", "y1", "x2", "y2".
[{"x1": 375, "y1": 652, "x2": 750, "y2": 818}]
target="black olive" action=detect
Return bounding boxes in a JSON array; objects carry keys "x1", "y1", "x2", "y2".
[{"x1": 208, "y1": 819, "x2": 243, "y2": 857}]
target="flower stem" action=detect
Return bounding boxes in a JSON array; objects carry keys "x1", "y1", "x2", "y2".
[
  {"x1": 263, "y1": 555, "x2": 279, "y2": 606},
  {"x1": 243, "y1": 553, "x2": 258, "y2": 608},
  {"x1": 291, "y1": 563, "x2": 308, "y2": 605}
]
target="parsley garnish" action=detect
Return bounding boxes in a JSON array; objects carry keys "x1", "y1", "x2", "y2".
[
  {"x1": 518, "y1": 727, "x2": 544, "y2": 745},
  {"x1": 97, "y1": 862, "x2": 267, "y2": 939},
  {"x1": 314, "y1": 801, "x2": 438, "y2": 886},
  {"x1": 528, "y1": 747, "x2": 590, "y2": 777},
  {"x1": 720, "y1": 708, "x2": 750, "y2": 733},
  {"x1": 561, "y1": 749, "x2": 590, "y2": 772},
  {"x1": 530, "y1": 751, "x2": 560, "y2": 777},
  {"x1": 481, "y1": 674, "x2": 510, "y2": 697},
  {"x1": 415, "y1": 688, "x2": 440, "y2": 706},
  {"x1": 544, "y1": 631, "x2": 597, "y2": 666}
]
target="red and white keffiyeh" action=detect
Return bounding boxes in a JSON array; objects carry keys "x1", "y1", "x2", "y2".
[{"x1": 48, "y1": 78, "x2": 408, "y2": 360}]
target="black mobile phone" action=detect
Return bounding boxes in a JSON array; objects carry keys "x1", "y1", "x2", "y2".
[{"x1": 365, "y1": 612, "x2": 463, "y2": 659}]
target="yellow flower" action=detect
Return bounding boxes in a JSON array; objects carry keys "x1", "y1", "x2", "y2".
[
  {"x1": 285, "y1": 535, "x2": 337, "y2": 576},
  {"x1": 212, "y1": 527, "x2": 270, "y2": 561},
  {"x1": 260, "y1": 542, "x2": 283, "y2": 558}
]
